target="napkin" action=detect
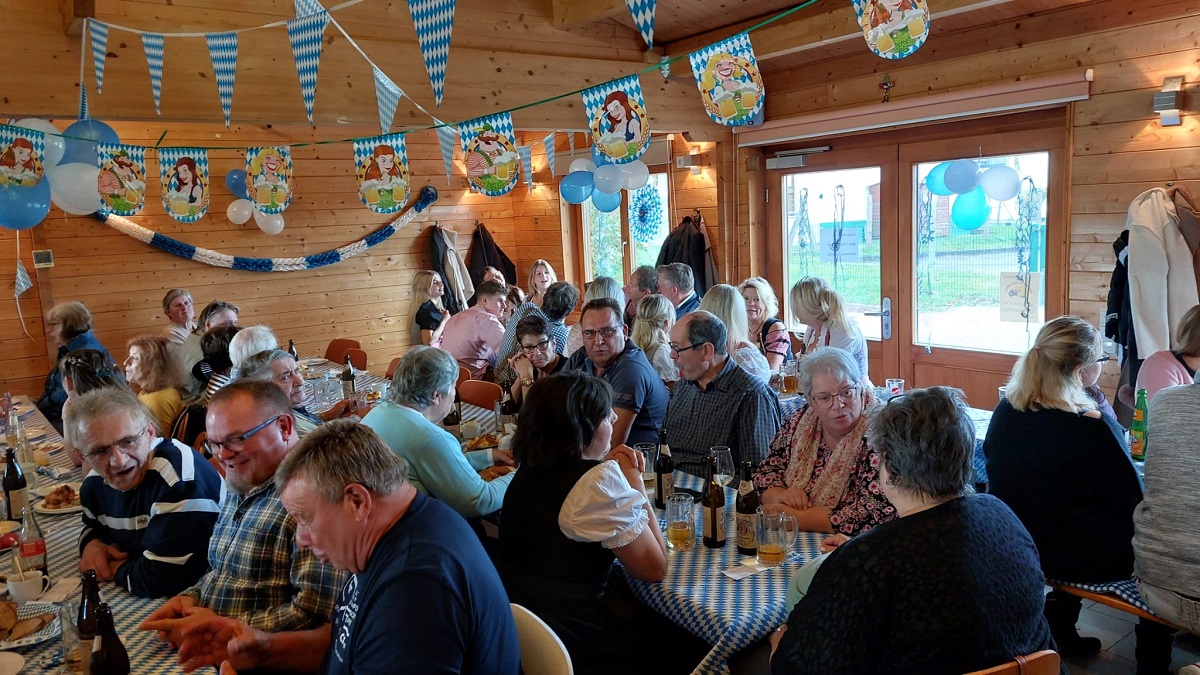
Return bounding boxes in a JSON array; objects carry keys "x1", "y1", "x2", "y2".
[{"x1": 721, "y1": 557, "x2": 775, "y2": 580}]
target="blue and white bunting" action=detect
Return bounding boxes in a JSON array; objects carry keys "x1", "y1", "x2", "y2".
[
  {"x1": 518, "y1": 145, "x2": 533, "y2": 191},
  {"x1": 625, "y1": 0, "x2": 656, "y2": 48},
  {"x1": 373, "y1": 67, "x2": 404, "y2": 135},
  {"x1": 79, "y1": 86, "x2": 89, "y2": 121},
  {"x1": 89, "y1": 20, "x2": 109, "y2": 95},
  {"x1": 14, "y1": 260, "x2": 31, "y2": 298},
  {"x1": 294, "y1": 0, "x2": 325, "y2": 17},
  {"x1": 582, "y1": 75, "x2": 650, "y2": 164},
  {"x1": 434, "y1": 122, "x2": 457, "y2": 188},
  {"x1": 206, "y1": 33, "x2": 239, "y2": 127},
  {"x1": 568, "y1": 132, "x2": 575, "y2": 155},
  {"x1": 542, "y1": 132, "x2": 557, "y2": 177},
  {"x1": 142, "y1": 33, "x2": 165, "y2": 115},
  {"x1": 689, "y1": 33, "x2": 766, "y2": 126},
  {"x1": 406, "y1": 0, "x2": 457, "y2": 106},
  {"x1": 286, "y1": 10, "x2": 330, "y2": 125}
]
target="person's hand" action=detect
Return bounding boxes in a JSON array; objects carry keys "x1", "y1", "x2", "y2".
[
  {"x1": 493, "y1": 449, "x2": 515, "y2": 466},
  {"x1": 80, "y1": 540, "x2": 128, "y2": 581},
  {"x1": 179, "y1": 615, "x2": 271, "y2": 673},
  {"x1": 140, "y1": 598, "x2": 211, "y2": 648},
  {"x1": 510, "y1": 354, "x2": 534, "y2": 381},
  {"x1": 769, "y1": 624, "x2": 788, "y2": 659},
  {"x1": 818, "y1": 533, "x2": 850, "y2": 554},
  {"x1": 320, "y1": 400, "x2": 352, "y2": 421},
  {"x1": 768, "y1": 487, "x2": 811, "y2": 511},
  {"x1": 607, "y1": 444, "x2": 644, "y2": 492},
  {"x1": 220, "y1": 663, "x2": 238, "y2": 675}
]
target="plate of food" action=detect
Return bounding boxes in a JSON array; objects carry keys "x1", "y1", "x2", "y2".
[
  {"x1": 464, "y1": 433, "x2": 500, "y2": 452},
  {"x1": 33, "y1": 483, "x2": 82, "y2": 514},
  {"x1": 0, "y1": 601, "x2": 59, "y2": 650},
  {"x1": 479, "y1": 466, "x2": 514, "y2": 482}
]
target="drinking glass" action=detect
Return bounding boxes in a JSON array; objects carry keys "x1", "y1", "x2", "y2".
[
  {"x1": 665, "y1": 493, "x2": 695, "y2": 551},
  {"x1": 885, "y1": 379, "x2": 905, "y2": 399},
  {"x1": 781, "y1": 362, "x2": 799, "y2": 395},
  {"x1": 997, "y1": 386, "x2": 1007, "y2": 402},
  {"x1": 633, "y1": 443, "x2": 658, "y2": 494},
  {"x1": 709, "y1": 447, "x2": 734, "y2": 487},
  {"x1": 755, "y1": 504, "x2": 799, "y2": 567},
  {"x1": 59, "y1": 600, "x2": 82, "y2": 673}
]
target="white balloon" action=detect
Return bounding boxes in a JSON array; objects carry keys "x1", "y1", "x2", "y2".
[
  {"x1": 226, "y1": 199, "x2": 254, "y2": 225},
  {"x1": 14, "y1": 118, "x2": 64, "y2": 169},
  {"x1": 255, "y1": 210, "x2": 285, "y2": 235},
  {"x1": 47, "y1": 162, "x2": 101, "y2": 215},
  {"x1": 943, "y1": 159, "x2": 980, "y2": 195},
  {"x1": 621, "y1": 160, "x2": 650, "y2": 191},
  {"x1": 568, "y1": 158, "x2": 596, "y2": 174},
  {"x1": 593, "y1": 164, "x2": 624, "y2": 194},
  {"x1": 979, "y1": 165, "x2": 1021, "y2": 202}
]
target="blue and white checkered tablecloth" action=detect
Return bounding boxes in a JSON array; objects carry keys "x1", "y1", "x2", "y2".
[
  {"x1": 297, "y1": 356, "x2": 388, "y2": 414},
  {"x1": 625, "y1": 472, "x2": 824, "y2": 675}
]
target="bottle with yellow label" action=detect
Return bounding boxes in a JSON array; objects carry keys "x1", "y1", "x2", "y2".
[{"x1": 1129, "y1": 388, "x2": 1148, "y2": 461}]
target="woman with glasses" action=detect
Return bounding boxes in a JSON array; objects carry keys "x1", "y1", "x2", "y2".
[
  {"x1": 508, "y1": 314, "x2": 567, "y2": 406},
  {"x1": 753, "y1": 347, "x2": 893, "y2": 535}
]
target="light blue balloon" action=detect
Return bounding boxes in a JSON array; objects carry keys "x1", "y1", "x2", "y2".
[
  {"x1": 591, "y1": 145, "x2": 611, "y2": 167},
  {"x1": 0, "y1": 180, "x2": 51, "y2": 231},
  {"x1": 591, "y1": 189, "x2": 621, "y2": 213},
  {"x1": 925, "y1": 162, "x2": 953, "y2": 196},
  {"x1": 951, "y1": 186, "x2": 990, "y2": 231},
  {"x1": 60, "y1": 119, "x2": 119, "y2": 167},
  {"x1": 560, "y1": 171, "x2": 595, "y2": 205}
]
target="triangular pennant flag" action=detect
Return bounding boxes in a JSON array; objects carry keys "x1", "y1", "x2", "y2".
[
  {"x1": 406, "y1": 0, "x2": 457, "y2": 106},
  {"x1": 294, "y1": 0, "x2": 325, "y2": 16},
  {"x1": 458, "y1": 113, "x2": 518, "y2": 197},
  {"x1": 624, "y1": 0, "x2": 656, "y2": 48},
  {"x1": 542, "y1": 132, "x2": 557, "y2": 177},
  {"x1": 518, "y1": 145, "x2": 533, "y2": 191},
  {"x1": 206, "y1": 33, "x2": 239, "y2": 128},
  {"x1": 286, "y1": 10, "x2": 330, "y2": 125},
  {"x1": 14, "y1": 260, "x2": 32, "y2": 298},
  {"x1": 142, "y1": 33, "x2": 165, "y2": 115},
  {"x1": 373, "y1": 67, "x2": 404, "y2": 135},
  {"x1": 89, "y1": 20, "x2": 110, "y2": 95},
  {"x1": 433, "y1": 120, "x2": 457, "y2": 188}
]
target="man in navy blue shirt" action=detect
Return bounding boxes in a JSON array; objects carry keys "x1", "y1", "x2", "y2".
[{"x1": 177, "y1": 420, "x2": 520, "y2": 675}]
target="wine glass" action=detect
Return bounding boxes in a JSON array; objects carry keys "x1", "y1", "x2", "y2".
[{"x1": 709, "y1": 446, "x2": 735, "y2": 487}]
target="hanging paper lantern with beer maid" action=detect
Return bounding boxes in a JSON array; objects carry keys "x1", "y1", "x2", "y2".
[
  {"x1": 158, "y1": 147, "x2": 210, "y2": 223},
  {"x1": 463, "y1": 123, "x2": 520, "y2": 197},
  {"x1": 0, "y1": 126, "x2": 46, "y2": 188},
  {"x1": 354, "y1": 133, "x2": 410, "y2": 214},
  {"x1": 245, "y1": 146, "x2": 293, "y2": 214},
  {"x1": 96, "y1": 144, "x2": 147, "y2": 216},
  {"x1": 688, "y1": 34, "x2": 765, "y2": 126},
  {"x1": 852, "y1": 0, "x2": 930, "y2": 60},
  {"x1": 582, "y1": 75, "x2": 650, "y2": 164}
]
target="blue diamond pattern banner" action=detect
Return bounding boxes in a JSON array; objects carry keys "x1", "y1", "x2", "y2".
[
  {"x1": 689, "y1": 33, "x2": 765, "y2": 126},
  {"x1": 354, "y1": 133, "x2": 410, "y2": 214},
  {"x1": 0, "y1": 125, "x2": 45, "y2": 188},
  {"x1": 294, "y1": 0, "x2": 325, "y2": 16},
  {"x1": 407, "y1": 0, "x2": 457, "y2": 106},
  {"x1": 582, "y1": 75, "x2": 649, "y2": 165},
  {"x1": 542, "y1": 132, "x2": 557, "y2": 177},
  {"x1": 625, "y1": 0, "x2": 656, "y2": 48},
  {"x1": 851, "y1": 0, "x2": 930, "y2": 60},
  {"x1": 518, "y1": 145, "x2": 533, "y2": 191},
  {"x1": 158, "y1": 147, "x2": 211, "y2": 223},
  {"x1": 286, "y1": 10, "x2": 330, "y2": 125},
  {"x1": 97, "y1": 143, "x2": 148, "y2": 216},
  {"x1": 142, "y1": 33, "x2": 165, "y2": 115},
  {"x1": 434, "y1": 121, "x2": 457, "y2": 188},
  {"x1": 459, "y1": 113, "x2": 518, "y2": 197},
  {"x1": 246, "y1": 147, "x2": 294, "y2": 215},
  {"x1": 373, "y1": 66, "x2": 404, "y2": 135},
  {"x1": 14, "y1": 260, "x2": 31, "y2": 298},
  {"x1": 206, "y1": 33, "x2": 239, "y2": 128},
  {"x1": 89, "y1": 20, "x2": 109, "y2": 95}
]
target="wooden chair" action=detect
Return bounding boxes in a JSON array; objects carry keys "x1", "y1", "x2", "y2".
[
  {"x1": 511, "y1": 604, "x2": 573, "y2": 675},
  {"x1": 344, "y1": 347, "x2": 368, "y2": 371},
  {"x1": 964, "y1": 650, "x2": 1059, "y2": 675},
  {"x1": 457, "y1": 365, "x2": 472, "y2": 389},
  {"x1": 459, "y1": 380, "x2": 502, "y2": 409},
  {"x1": 385, "y1": 357, "x2": 402, "y2": 380},
  {"x1": 324, "y1": 338, "x2": 361, "y2": 364},
  {"x1": 1045, "y1": 581, "x2": 1170, "y2": 626}
]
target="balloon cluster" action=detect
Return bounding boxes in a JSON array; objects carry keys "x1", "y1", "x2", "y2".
[
  {"x1": 0, "y1": 118, "x2": 109, "y2": 231},
  {"x1": 559, "y1": 147, "x2": 650, "y2": 212},
  {"x1": 224, "y1": 169, "x2": 284, "y2": 235},
  {"x1": 924, "y1": 159, "x2": 1021, "y2": 232}
]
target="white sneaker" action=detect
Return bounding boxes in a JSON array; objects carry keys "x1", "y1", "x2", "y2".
[{"x1": 1179, "y1": 663, "x2": 1200, "y2": 675}]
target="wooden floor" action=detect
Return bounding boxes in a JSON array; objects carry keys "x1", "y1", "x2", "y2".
[{"x1": 1066, "y1": 601, "x2": 1200, "y2": 674}]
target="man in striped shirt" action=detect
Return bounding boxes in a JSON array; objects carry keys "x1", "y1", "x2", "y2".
[{"x1": 69, "y1": 388, "x2": 223, "y2": 598}]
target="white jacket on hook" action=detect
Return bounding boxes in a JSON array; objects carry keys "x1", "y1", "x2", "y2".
[{"x1": 1127, "y1": 187, "x2": 1199, "y2": 357}]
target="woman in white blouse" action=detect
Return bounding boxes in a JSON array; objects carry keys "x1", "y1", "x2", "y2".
[
  {"x1": 791, "y1": 276, "x2": 870, "y2": 383},
  {"x1": 700, "y1": 283, "x2": 772, "y2": 381}
]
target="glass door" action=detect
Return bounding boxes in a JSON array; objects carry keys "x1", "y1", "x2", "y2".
[{"x1": 582, "y1": 172, "x2": 672, "y2": 281}]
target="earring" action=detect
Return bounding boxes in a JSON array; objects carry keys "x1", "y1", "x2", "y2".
[{"x1": 884, "y1": 478, "x2": 895, "y2": 486}]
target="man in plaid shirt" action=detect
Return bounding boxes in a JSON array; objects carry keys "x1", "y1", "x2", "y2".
[{"x1": 141, "y1": 381, "x2": 346, "y2": 662}]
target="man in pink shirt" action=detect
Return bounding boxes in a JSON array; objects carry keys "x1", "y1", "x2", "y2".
[{"x1": 440, "y1": 281, "x2": 508, "y2": 379}]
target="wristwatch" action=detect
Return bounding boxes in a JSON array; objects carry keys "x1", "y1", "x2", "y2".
[{"x1": 521, "y1": 377, "x2": 534, "y2": 387}]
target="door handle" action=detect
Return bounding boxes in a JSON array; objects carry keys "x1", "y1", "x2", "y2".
[{"x1": 863, "y1": 297, "x2": 892, "y2": 340}]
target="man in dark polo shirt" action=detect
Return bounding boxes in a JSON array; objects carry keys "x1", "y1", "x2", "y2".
[{"x1": 565, "y1": 297, "x2": 668, "y2": 447}]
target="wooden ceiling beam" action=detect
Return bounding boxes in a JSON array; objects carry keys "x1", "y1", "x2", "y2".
[
  {"x1": 551, "y1": 0, "x2": 627, "y2": 30},
  {"x1": 60, "y1": 0, "x2": 94, "y2": 36}
]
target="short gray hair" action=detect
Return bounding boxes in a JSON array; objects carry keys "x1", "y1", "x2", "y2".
[
  {"x1": 657, "y1": 263, "x2": 694, "y2": 293},
  {"x1": 868, "y1": 386, "x2": 974, "y2": 500},
  {"x1": 229, "y1": 325, "x2": 278, "y2": 369},
  {"x1": 797, "y1": 347, "x2": 861, "y2": 396},
  {"x1": 585, "y1": 276, "x2": 625, "y2": 313},
  {"x1": 685, "y1": 311, "x2": 727, "y2": 357},
  {"x1": 162, "y1": 288, "x2": 192, "y2": 315},
  {"x1": 238, "y1": 349, "x2": 292, "y2": 382},
  {"x1": 632, "y1": 265, "x2": 658, "y2": 294},
  {"x1": 275, "y1": 419, "x2": 408, "y2": 503},
  {"x1": 388, "y1": 346, "x2": 458, "y2": 409},
  {"x1": 65, "y1": 388, "x2": 157, "y2": 445}
]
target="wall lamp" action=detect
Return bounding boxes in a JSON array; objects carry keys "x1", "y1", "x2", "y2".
[{"x1": 1153, "y1": 76, "x2": 1185, "y2": 127}]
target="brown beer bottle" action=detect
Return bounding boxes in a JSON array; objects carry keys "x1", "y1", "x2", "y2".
[
  {"x1": 702, "y1": 455, "x2": 726, "y2": 548},
  {"x1": 78, "y1": 570, "x2": 101, "y2": 645},
  {"x1": 735, "y1": 460, "x2": 759, "y2": 556},
  {"x1": 341, "y1": 354, "x2": 356, "y2": 399},
  {"x1": 654, "y1": 428, "x2": 674, "y2": 510},
  {"x1": 89, "y1": 603, "x2": 130, "y2": 675},
  {"x1": 2, "y1": 448, "x2": 27, "y2": 523}
]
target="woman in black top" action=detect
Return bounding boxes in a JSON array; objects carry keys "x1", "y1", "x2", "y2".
[
  {"x1": 740, "y1": 276, "x2": 793, "y2": 370},
  {"x1": 408, "y1": 270, "x2": 447, "y2": 346}
]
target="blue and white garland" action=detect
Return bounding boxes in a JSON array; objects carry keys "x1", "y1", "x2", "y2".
[
  {"x1": 630, "y1": 184, "x2": 662, "y2": 244},
  {"x1": 96, "y1": 186, "x2": 438, "y2": 272}
]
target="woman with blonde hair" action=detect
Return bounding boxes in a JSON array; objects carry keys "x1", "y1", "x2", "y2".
[
  {"x1": 700, "y1": 284, "x2": 771, "y2": 381},
  {"x1": 791, "y1": 276, "x2": 868, "y2": 382},
  {"x1": 526, "y1": 259, "x2": 557, "y2": 307},
  {"x1": 409, "y1": 270, "x2": 448, "y2": 347},
  {"x1": 739, "y1": 276, "x2": 793, "y2": 371},
  {"x1": 124, "y1": 335, "x2": 186, "y2": 433},
  {"x1": 565, "y1": 276, "x2": 625, "y2": 356},
  {"x1": 984, "y1": 315, "x2": 1163, "y2": 665},
  {"x1": 631, "y1": 294, "x2": 678, "y2": 383}
]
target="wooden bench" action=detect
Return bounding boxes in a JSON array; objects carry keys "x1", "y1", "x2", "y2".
[{"x1": 1046, "y1": 581, "x2": 1188, "y2": 631}]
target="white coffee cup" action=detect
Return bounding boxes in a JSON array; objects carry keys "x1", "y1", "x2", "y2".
[
  {"x1": 7, "y1": 570, "x2": 50, "y2": 604},
  {"x1": 461, "y1": 420, "x2": 481, "y2": 440}
]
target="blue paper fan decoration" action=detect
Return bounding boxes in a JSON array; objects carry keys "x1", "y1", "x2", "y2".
[{"x1": 630, "y1": 185, "x2": 662, "y2": 244}]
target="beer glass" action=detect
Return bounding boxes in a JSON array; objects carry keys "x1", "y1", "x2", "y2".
[
  {"x1": 634, "y1": 443, "x2": 657, "y2": 494},
  {"x1": 665, "y1": 493, "x2": 695, "y2": 551},
  {"x1": 709, "y1": 447, "x2": 734, "y2": 487},
  {"x1": 781, "y1": 361, "x2": 799, "y2": 395},
  {"x1": 885, "y1": 379, "x2": 905, "y2": 400},
  {"x1": 755, "y1": 504, "x2": 799, "y2": 567}
]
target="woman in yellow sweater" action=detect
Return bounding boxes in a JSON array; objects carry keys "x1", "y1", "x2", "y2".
[{"x1": 124, "y1": 335, "x2": 185, "y2": 434}]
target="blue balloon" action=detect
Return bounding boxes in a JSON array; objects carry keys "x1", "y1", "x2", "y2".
[
  {"x1": 590, "y1": 145, "x2": 611, "y2": 167},
  {"x1": 591, "y1": 189, "x2": 621, "y2": 213},
  {"x1": 951, "y1": 186, "x2": 990, "y2": 231},
  {"x1": 225, "y1": 169, "x2": 250, "y2": 200},
  {"x1": 560, "y1": 171, "x2": 595, "y2": 205},
  {"x1": 0, "y1": 180, "x2": 51, "y2": 230},
  {"x1": 925, "y1": 161, "x2": 954, "y2": 196},
  {"x1": 59, "y1": 119, "x2": 119, "y2": 167}
]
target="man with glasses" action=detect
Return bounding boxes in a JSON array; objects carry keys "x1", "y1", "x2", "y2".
[
  {"x1": 564, "y1": 298, "x2": 668, "y2": 447},
  {"x1": 140, "y1": 381, "x2": 346, "y2": 665},
  {"x1": 664, "y1": 311, "x2": 782, "y2": 476},
  {"x1": 67, "y1": 388, "x2": 222, "y2": 598}
]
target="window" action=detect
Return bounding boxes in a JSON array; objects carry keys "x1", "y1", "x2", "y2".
[{"x1": 582, "y1": 172, "x2": 671, "y2": 280}]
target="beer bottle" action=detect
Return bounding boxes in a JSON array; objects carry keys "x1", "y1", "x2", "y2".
[
  {"x1": 89, "y1": 603, "x2": 130, "y2": 675},
  {"x1": 2, "y1": 448, "x2": 27, "y2": 522},
  {"x1": 341, "y1": 354, "x2": 356, "y2": 399},
  {"x1": 441, "y1": 390, "x2": 462, "y2": 438},
  {"x1": 654, "y1": 428, "x2": 674, "y2": 510},
  {"x1": 702, "y1": 455, "x2": 726, "y2": 548},
  {"x1": 1130, "y1": 388, "x2": 1149, "y2": 461},
  {"x1": 4, "y1": 393, "x2": 16, "y2": 451},
  {"x1": 287, "y1": 339, "x2": 299, "y2": 360},
  {"x1": 499, "y1": 382, "x2": 519, "y2": 420},
  {"x1": 735, "y1": 460, "x2": 759, "y2": 556},
  {"x1": 78, "y1": 569, "x2": 102, "y2": 673},
  {"x1": 18, "y1": 504, "x2": 47, "y2": 579}
]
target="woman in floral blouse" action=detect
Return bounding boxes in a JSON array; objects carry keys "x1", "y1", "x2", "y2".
[{"x1": 754, "y1": 347, "x2": 895, "y2": 535}]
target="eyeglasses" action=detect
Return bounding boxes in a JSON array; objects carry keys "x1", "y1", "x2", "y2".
[
  {"x1": 83, "y1": 430, "x2": 146, "y2": 462},
  {"x1": 669, "y1": 342, "x2": 705, "y2": 357},
  {"x1": 1094, "y1": 355, "x2": 1111, "y2": 364},
  {"x1": 204, "y1": 414, "x2": 283, "y2": 455},
  {"x1": 810, "y1": 385, "x2": 860, "y2": 409},
  {"x1": 581, "y1": 326, "x2": 621, "y2": 341},
  {"x1": 520, "y1": 338, "x2": 552, "y2": 354}
]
